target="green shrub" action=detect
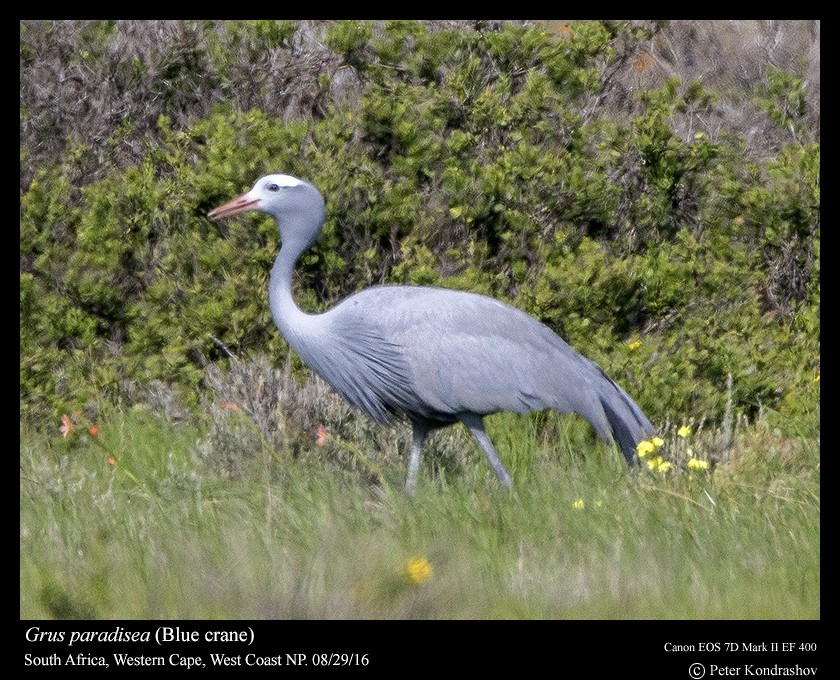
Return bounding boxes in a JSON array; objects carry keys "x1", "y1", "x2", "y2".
[{"x1": 20, "y1": 21, "x2": 819, "y2": 438}]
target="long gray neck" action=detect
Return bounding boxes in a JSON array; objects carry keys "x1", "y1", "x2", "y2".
[{"x1": 267, "y1": 221, "x2": 323, "y2": 351}]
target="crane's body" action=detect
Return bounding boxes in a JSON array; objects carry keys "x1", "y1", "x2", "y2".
[{"x1": 209, "y1": 174, "x2": 655, "y2": 493}]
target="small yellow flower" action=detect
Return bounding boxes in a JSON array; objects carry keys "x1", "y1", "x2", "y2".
[
  {"x1": 572, "y1": 498, "x2": 585, "y2": 510},
  {"x1": 646, "y1": 455, "x2": 671, "y2": 473},
  {"x1": 812, "y1": 374, "x2": 820, "y2": 383},
  {"x1": 636, "y1": 440, "x2": 655, "y2": 458},
  {"x1": 628, "y1": 340, "x2": 642, "y2": 351},
  {"x1": 403, "y1": 556, "x2": 433, "y2": 585},
  {"x1": 687, "y1": 457, "x2": 710, "y2": 471},
  {"x1": 594, "y1": 500, "x2": 604, "y2": 508},
  {"x1": 677, "y1": 425, "x2": 692, "y2": 438},
  {"x1": 651, "y1": 436, "x2": 665, "y2": 448}
]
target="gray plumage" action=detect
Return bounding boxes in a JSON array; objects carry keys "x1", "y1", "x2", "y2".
[{"x1": 208, "y1": 174, "x2": 655, "y2": 493}]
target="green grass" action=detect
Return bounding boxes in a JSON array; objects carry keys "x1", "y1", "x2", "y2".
[{"x1": 20, "y1": 408, "x2": 819, "y2": 619}]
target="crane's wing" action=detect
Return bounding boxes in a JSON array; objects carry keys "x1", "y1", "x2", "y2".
[{"x1": 311, "y1": 285, "x2": 653, "y2": 461}]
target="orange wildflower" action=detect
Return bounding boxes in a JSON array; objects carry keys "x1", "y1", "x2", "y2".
[
  {"x1": 316, "y1": 424, "x2": 328, "y2": 447},
  {"x1": 634, "y1": 53, "x2": 654, "y2": 72},
  {"x1": 59, "y1": 414, "x2": 72, "y2": 438},
  {"x1": 88, "y1": 425, "x2": 99, "y2": 437}
]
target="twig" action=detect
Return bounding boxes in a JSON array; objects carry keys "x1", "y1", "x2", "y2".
[{"x1": 210, "y1": 334, "x2": 239, "y2": 361}]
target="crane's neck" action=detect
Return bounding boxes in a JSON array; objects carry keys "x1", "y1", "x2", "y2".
[
  {"x1": 263, "y1": 191, "x2": 328, "y2": 355},
  {"x1": 268, "y1": 234, "x2": 322, "y2": 351}
]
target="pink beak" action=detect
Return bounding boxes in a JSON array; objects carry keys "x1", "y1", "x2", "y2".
[{"x1": 207, "y1": 194, "x2": 260, "y2": 220}]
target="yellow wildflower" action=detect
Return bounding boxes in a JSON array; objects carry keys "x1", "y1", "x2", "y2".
[
  {"x1": 687, "y1": 457, "x2": 710, "y2": 471},
  {"x1": 646, "y1": 455, "x2": 671, "y2": 473},
  {"x1": 628, "y1": 340, "x2": 642, "y2": 351},
  {"x1": 677, "y1": 425, "x2": 692, "y2": 438},
  {"x1": 812, "y1": 374, "x2": 820, "y2": 383},
  {"x1": 651, "y1": 436, "x2": 665, "y2": 448},
  {"x1": 403, "y1": 556, "x2": 433, "y2": 585},
  {"x1": 572, "y1": 498, "x2": 585, "y2": 510},
  {"x1": 637, "y1": 440, "x2": 655, "y2": 457}
]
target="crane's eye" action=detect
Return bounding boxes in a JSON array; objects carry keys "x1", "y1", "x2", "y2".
[{"x1": 267, "y1": 183, "x2": 280, "y2": 192}]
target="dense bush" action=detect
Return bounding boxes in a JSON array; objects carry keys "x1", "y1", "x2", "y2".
[{"x1": 20, "y1": 20, "x2": 819, "y2": 436}]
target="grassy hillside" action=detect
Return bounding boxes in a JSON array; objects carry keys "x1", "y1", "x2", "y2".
[{"x1": 21, "y1": 403, "x2": 819, "y2": 619}]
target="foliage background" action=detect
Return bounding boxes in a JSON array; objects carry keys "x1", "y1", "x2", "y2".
[{"x1": 20, "y1": 20, "x2": 819, "y2": 436}]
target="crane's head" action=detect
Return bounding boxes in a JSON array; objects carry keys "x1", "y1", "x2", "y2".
[{"x1": 208, "y1": 174, "x2": 326, "y2": 249}]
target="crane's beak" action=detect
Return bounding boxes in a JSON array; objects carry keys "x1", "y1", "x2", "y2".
[{"x1": 207, "y1": 194, "x2": 260, "y2": 220}]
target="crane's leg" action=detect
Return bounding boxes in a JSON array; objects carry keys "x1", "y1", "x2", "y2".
[
  {"x1": 458, "y1": 414, "x2": 512, "y2": 488},
  {"x1": 406, "y1": 421, "x2": 428, "y2": 496}
]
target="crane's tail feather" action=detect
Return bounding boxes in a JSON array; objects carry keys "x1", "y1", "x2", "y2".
[{"x1": 596, "y1": 375, "x2": 655, "y2": 465}]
